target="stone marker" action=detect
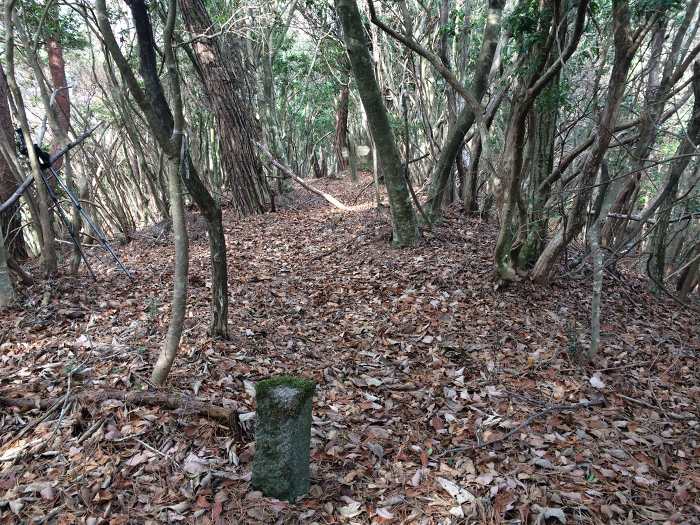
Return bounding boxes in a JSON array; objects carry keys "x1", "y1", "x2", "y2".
[{"x1": 251, "y1": 376, "x2": 316, "y2": 502}]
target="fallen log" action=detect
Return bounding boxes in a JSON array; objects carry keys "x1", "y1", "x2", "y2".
[
  {"x1": 255, "y1": 141, "x2": 352, "y2": 211},
  {"x1": 0, "y1": 388, "x2": 241, "y2": 437}
]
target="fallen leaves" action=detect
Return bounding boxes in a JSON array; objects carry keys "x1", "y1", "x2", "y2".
[{"x1": 0, "y1": 175, "x2": 698, "y2": 523}]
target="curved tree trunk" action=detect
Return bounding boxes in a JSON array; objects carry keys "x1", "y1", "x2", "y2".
[
  {"x1": 152, "y1": 0, "x2": 190, "y2": 385},
  {"x1": 531, "y1": 0, "x2": 635, "y2": 282},
  {"x1": 336, "y1": 0, "x2": 418, "y2": 246},
  {"x1": 151, "y1": 140, "x2": 189, "y2": 385}
]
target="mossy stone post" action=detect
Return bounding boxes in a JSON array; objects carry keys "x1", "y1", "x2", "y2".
[{"x1": 251, "y1": 376, "x2": 315, "y2": 502}]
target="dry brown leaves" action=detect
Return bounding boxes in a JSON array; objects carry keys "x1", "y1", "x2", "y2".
[{"x1": 0, "y1": 174, "x2": 698, "y2": 524}]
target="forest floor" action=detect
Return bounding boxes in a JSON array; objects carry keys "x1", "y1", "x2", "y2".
[{"x1": 0, "y1": 174, "x2": 698, "y2": 525}]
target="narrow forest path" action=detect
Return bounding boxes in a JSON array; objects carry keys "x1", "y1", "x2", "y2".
[{"x1": 0, "y1": 174, "x2": 698, "y2": 524}]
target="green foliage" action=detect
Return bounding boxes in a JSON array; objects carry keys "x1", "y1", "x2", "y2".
[
  {"x1": 505, "y1": 0, "x2": 551, "y2": 52},
  {"x1": 632, "y1": 0, "x2": 683, "y2": 18},
  {"x1": 17, "y1": 0, "x2": 87, "y2": 50}
]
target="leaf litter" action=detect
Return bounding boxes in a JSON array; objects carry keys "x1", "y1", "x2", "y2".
[{"x1": 0, "y1": 174, "x2": 698, "y2": 524}]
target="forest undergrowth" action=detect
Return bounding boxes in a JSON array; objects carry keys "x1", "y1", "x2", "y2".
[{"x1": 0, "y1": 175, "x2": 698, "y2": 524}]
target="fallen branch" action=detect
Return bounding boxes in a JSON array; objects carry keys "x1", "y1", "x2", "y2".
[
  {"x1": 0, "y1": 388, "x2": 241, "y2": 436},
  {"x1": 256, "y1": 142, "x2": 351, "y2": 211},
  {"x1": 441, "y1": 397, "x2": 606, "y2": 455}
]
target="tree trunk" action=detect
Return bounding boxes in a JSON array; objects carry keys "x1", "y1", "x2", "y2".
[
  {"x1": 46, "y1": 36, "x2": 70, "y2": 170},
  {"x1": 151, "y1": 141, "x2": 189, "y2": 385},
  {"x1": 46, "y1": 36, "x2": 84, "y2": 274},
  {"x1": 151, "y1": 0, "x2": 190, "y2": 385},
  {"x1": 531, "y1": 0, "x2": 634, "y2": 282},
  {"x1": 334, "y1": 81, "x2": 350, "y2": 174},
  {"x1": 463, "y1": 135, "x2": 481, "y2": 213},
  {"x1": 517, "y1": 76, "x2": 561, "y2": 270},
  {"x1": 179, "y1": 0, "x2": 269, "y2": 216},
  {"x1": 677, "y1": 243, "x2": 699, "y2": 299},
  {"x1": 336, "y1": 0, "x2": 418, "y2": 246},
  {"x1": 0, "y1": 65, "x2": 27, "y2": 260},
  {"x1": 585, "y1": 162, "x2": 612, "y2": 362}
]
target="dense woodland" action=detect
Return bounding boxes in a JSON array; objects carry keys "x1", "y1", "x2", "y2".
[{"x1": 0, "y1": 0, "x2": 698, "y2": 522}]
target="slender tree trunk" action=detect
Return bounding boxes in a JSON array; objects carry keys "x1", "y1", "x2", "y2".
[
  {"x1": 585, "y1": 162, "x2": 612, "y2": 361},
  {"x1": 677, "y1": 243, "x2": 699, "y2": 299},
  {"x1": 151, "y1": 0, "x2": 190, "y2": 385},
  {"x1": 0, "y1": 230, "x2": 14, "y2": 306},
  {"x1": 463, "y1": 135, "x2": 481, "y2": 213},
  {"x1": 334, "y1": 81, "x2": 350, "y2": 174},
  {"x1": 151, "y1": 139, "x2": 188, "y2": 385},
  {"x1": 336, "y1": 0, "x2": 418, "y2": 246}
]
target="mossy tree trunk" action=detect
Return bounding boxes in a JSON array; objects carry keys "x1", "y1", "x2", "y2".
[{"x1": 335, "y1": 0, "x2": 418, "y2": 246}]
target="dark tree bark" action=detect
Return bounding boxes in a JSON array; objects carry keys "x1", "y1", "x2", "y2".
[
  {"x1": 335, "y1": 0, "x2": 418, "y2": 246},
  {"x1": 179, "y1": 0, "x2": 269, "y2": 216},
  {"x1": 0, "y1": 65, "x2": 27, "y2": 260},
  {"x1": 334, "y1": 81, "x2": 350, "y2": 173}
]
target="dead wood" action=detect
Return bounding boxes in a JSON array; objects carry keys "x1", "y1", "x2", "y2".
[
  {"x1": 0, "y1": 388, "x2": 241, "y2": 436},
  {"x1": 256, "y1": 142, "x2": 352, "y2": 211}
]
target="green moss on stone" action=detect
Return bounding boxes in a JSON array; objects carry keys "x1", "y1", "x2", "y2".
[
  {"x1": 252, "y1": 375, "x2": 315, "y2": 502},
  {"x1": 255, "y1": 375, "x2": 316, "y2": 401}
]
